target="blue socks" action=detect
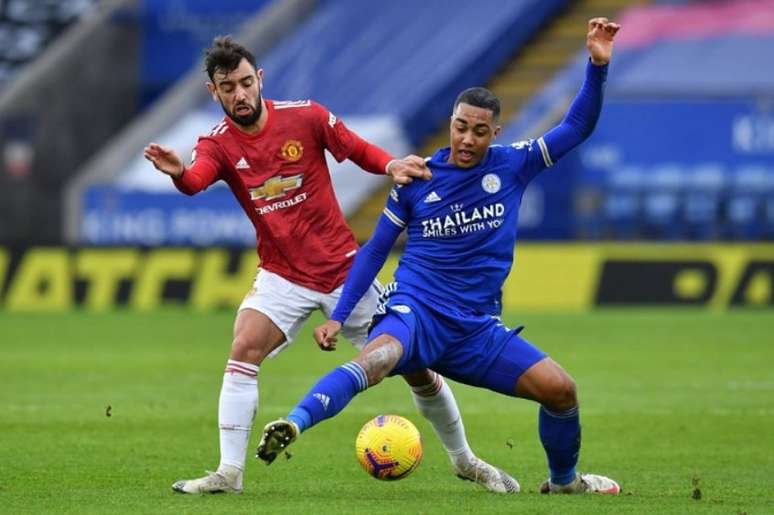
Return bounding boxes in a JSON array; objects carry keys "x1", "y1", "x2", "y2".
[
  {"x1": 539, "y1": 405, "x2": 581, "y2": 485},
  {"x1": 287, "y1": 361, "x2": 368, "y2": 433},
  {"x1": 287, "y1": 363, "x2": 581, "y2": 487}
]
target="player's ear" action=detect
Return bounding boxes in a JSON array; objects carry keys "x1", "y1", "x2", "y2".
[
  {"x1": 493, "y1": 125, "x2": 502, "y2": 138},
  {"x1": 206, "y1": 81, "x2": 218, "y2": 101}
]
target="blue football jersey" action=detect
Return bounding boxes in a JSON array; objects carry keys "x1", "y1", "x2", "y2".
[{"x1": 383, "y1": 140, "x2": 552, "y2": 315}]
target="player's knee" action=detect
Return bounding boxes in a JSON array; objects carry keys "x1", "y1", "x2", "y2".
[
  {"x1": 356, "y1": 338, "x2": 402, "y2": 387},
  {"x1": 358, "y1": 356, "x2": 392, "y2": 386},
  {"x1": 544, "y1": 375, "x2": 577, "y2": 411},
  {"x1": 230, "y1": 333, "x2": 266, "y2": 365}
]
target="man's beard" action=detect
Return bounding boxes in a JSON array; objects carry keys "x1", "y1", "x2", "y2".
[{"x1": 223, "y1": 92, "x2": 262, "y2": 127}]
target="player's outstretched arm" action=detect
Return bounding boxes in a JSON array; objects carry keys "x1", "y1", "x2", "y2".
[
  {"x1": 346, "y1": 133, "x2": 431, "y2": 185},
  {"x1": 314, "y1": 215, "x2": 403, "y2": 351},
  {"x1": 144, "y1": 142, "x2": 219, "y2": 195},
  {"x1": 535, "y1": 18, "x2": 620, "y2": 168},
  {"x1": 143, "y1": 143, "x2": 184, "y2": 178}
]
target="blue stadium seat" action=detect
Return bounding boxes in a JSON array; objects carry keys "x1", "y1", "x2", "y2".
[
  {"x1": 764, "y1": 197, "x2": 774, "y2": 240},
  {"x1": 0, "y1": 24, "x2": 48, "y2": 61},
  {"x1": 725, "y1": 166, "x2": 768, "y2": 240},
  {"x1": 0, "y1": 0, "x2": 96, "y2": 90},
  {"x1": 261, "y1": 0, "x2": 566, "y2": 144},
  {"x1": 681, "y1": 165, "x2": 725, "y2": 240},
  {"x1": 640, "y1": 165, "x2": 684, "y2": 240},
  {"x1": 602, "y1": 167, "x2": 643, "y2": 240}
]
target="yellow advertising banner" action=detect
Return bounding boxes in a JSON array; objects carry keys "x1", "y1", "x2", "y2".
[
  {"x1": 504, "y1": 244, "x2": 774, "y2": 310},
  {"x1": 0, "y1": 245, "x2": 771, "y2": 311}
]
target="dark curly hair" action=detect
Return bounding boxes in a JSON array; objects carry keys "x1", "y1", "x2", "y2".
[{"x1": 204, "y1": 36, "x2": 257, "y2": 80}]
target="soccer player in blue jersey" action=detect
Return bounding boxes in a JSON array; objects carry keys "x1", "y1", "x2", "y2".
[{"x1": 257, "y1": 18, "x2": 621, "y2": 494}]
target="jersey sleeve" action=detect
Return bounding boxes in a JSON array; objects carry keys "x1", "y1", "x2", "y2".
[
  {"x1": 509, "y1": 59, "x2": 608, "y2": 185},
  {"x1": 172, "y1": 137, "x2": 221, "y2": 195},
  {"x1": 311, "y1": 101, "x2": 358, "y2": 163},
  {"x1": 508, "y1": 138, "x2": 552, "y2": 185},
  {"x1": 382, "y1": 182, "x2": 413, "y2": 231},
  {"x1": 311, "y1": 101, "x2": 393, "y2": 173}
]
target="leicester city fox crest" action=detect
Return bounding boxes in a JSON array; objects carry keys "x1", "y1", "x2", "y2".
[{"x1": 481, "y1": 173, "x2": 501, "y2": 193}]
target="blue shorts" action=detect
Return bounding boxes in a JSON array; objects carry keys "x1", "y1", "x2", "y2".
[{"x1": 368, "y1": 291, "x2": 546, "y2": 396}]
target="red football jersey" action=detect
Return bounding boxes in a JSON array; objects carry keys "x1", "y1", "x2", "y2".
[{"x1": 173, "y1": 99, "x2": 390, "y2": 293}]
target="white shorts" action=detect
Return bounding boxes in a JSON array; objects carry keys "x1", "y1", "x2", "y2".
[{"x1": 239, "y1": 269, "x2": 382, "y2": 358}]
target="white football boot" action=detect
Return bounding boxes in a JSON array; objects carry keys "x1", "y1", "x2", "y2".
[
  {"x1": 540, "y1": 472, "x2": 621, "y2": 494},
  {"x1": 171, "y1": 465, "x2": 243, "y2": 494},
  {"x1": 455, "y1": 456, "x2": 521, "y2": 493}
]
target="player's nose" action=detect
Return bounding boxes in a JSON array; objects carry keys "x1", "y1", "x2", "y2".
[{"x1": 234, "y1": 87, "x2": 248, "y2": 103}]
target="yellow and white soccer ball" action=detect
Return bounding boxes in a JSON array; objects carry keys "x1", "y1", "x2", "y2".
[{"x1": 355, "y1": 414, "x2": 423, "y2": 480}]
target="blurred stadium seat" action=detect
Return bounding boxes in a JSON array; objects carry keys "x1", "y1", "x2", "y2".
[
  {"x1": 681, "y1": 164, "x2": 725, "y2": 240},
  {"x1": 0, "y1": 0, "x2": 285, "y2": 246},
  {"x1": 602, "y1": 166, "x2": 643, "y2": 240},
  {"x1": 641, "y1": 165, "x2": 683, "y2": 240},
  {"x1": 0, "y1": 0, "x2": 96, "y2": 90},
  {"x1": 727, "y1": 166, "x2": 769, "y2": 240},
  {"x1": 259, "y1": 0, "x2": 565, "y2": 146},
  {"x1": 504, "y1": 0, "x2": 774, "y2": 240}
]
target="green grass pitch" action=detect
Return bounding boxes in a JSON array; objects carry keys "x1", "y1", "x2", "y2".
[{"x1": 1, "y1": 310, "x2": 772, "y2": 514}]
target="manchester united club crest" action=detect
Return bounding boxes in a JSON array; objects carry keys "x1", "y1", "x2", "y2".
[{"x1": 281, "y1": 140, "x2": 304, "y2": 162}]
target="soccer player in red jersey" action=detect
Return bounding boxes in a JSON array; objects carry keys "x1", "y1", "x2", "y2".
[{"x1": 144, "y1": 37, "x2": 517, "y2": 495}]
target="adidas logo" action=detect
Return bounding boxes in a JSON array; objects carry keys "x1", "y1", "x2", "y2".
[
  {"x1": 235, "y1": 157, "x2": 250, "y2": 169},
  {"x1": 424, "y1": 191, "x2": 442, "y2": 203},
  {"x1": 313, "y1": 393, "x2": 330, "y2": 411}
]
